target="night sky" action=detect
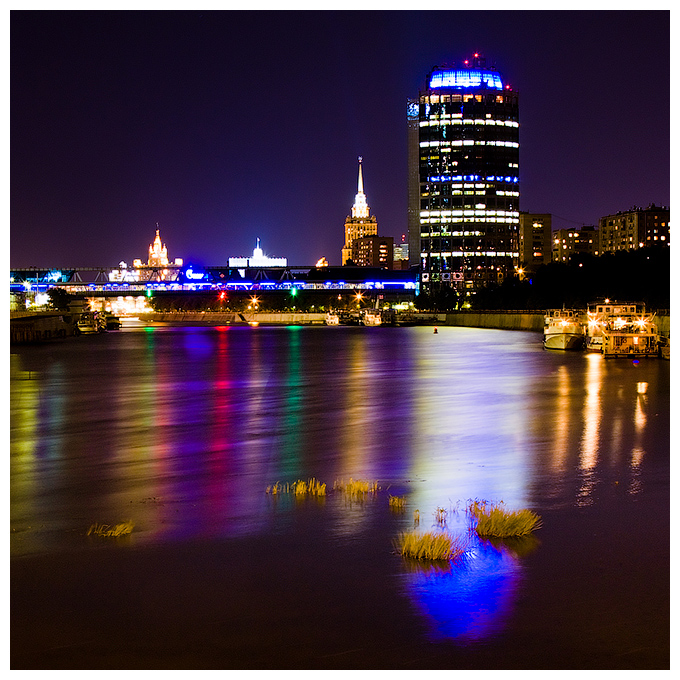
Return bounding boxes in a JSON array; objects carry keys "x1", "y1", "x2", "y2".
[{"x1": 10, "y1": 9, "x2": 670, "y2": 268}]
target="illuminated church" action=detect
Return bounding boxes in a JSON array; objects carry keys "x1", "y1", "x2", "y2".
[
  {"x1": 132, "y1": 226, "x2": 183, "y2": 269},
  {"x1": 342, "y1": 157, "x2": 378, "y2": 265},
  {"x1": 147, "y1": 229, "x2": 169, "y2": 266}
]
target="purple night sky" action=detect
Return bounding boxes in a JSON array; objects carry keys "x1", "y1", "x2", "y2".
[{"x1": 10, "y1": 10, "x2": 670, "y2": 268}]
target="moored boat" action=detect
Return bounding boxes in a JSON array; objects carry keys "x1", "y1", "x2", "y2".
[
  {"x1": 325, "y1": 312, "x2": 340, "y2": 325},
  {"x1": 586, "y1": 301, "x2": 658, "y2": 357},
  {"x1": 543, "y1": 309, "x2": 585, "y2": 350},
  {"x1": 76, "y1": 314, "x2": 99, "y2": 334},
  {"x1": 105, "y1": 314, "x2": 122, "y2": 330},
  {"x1": 362, "y1": 310, "x2": 382, "y2": 326}
]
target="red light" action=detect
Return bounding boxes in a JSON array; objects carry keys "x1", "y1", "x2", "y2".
[
  {"x1": 474, "y1": 53, "x2": 479, "y2": 57},
  {"x1": 464, "y1": 60, "x2": 469, "y2": 65}
]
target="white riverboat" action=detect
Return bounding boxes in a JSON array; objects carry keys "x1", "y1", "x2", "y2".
[
  {"x1": 325, "y1": 312, "x2": 340, "y2": 325},
  {"x1": 586, "y1": 301, "x2": 658, "y2": 357},
  {"x1": 76, "y1": 314, "x2": 99, "y2": 334},
  {"x1": 361, "y1": 310, "x2": 382, "y2": 326},
  {"x1": 543, "y1": 309, "x2": 586, "y2": 350}
]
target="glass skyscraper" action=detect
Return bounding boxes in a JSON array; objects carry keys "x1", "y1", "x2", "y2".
[{"x1": 408, "y1": 55, "x2": 520, "y2": 298}]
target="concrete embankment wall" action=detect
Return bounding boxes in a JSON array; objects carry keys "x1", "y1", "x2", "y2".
[
  {"x1": 10, "y1": 312, "x2": 78, "y2": 343},
  {"x1": 444, "y1": 312, "x2": 544, "y2": 332},
  {"x1": 146, "y1": 312, "x2": 239, "y2": 324},
  {"x1": 444, "y1": 311, "x2": 670, "y2": 337},
  {"x1": 656, "y1": 315, "x2": 670, "y2": 337}
]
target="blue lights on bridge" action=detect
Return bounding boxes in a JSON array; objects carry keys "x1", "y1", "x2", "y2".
[
  {"x1": 10, "y1": 264, "x2": 418, "y2": 294},
  {"x1": 429, "y1": 69, "x2": 503, "y2": 90}
]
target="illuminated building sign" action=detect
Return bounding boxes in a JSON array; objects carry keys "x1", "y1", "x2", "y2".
[
  {"x1": 185, "y1": 268, "x2": 205, "y2": 280},
  {"x1": 429, "y1": 69, "x2": 503, "y2": 90}
]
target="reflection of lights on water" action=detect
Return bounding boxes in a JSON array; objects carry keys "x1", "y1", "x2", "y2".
[
  {"x1": 552, "y1": 365, "x2": 570, "y2": 474},
  {"x1": 630, "y1": 391, "x2": 647, "y2": 494},
  {"x1": 578, "y1": 354, "x2": 602, "y2": 504},
  {"x1": 403, "y1": 540, "x2": 521, "y2": 641}
]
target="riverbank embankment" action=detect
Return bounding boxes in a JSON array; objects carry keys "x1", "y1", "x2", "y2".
[
  {"x1": 442, "y1": 311, "x2": 670, "y2": 337},
  {"x1": 10, "y1": 309, "x2": 670, "y2": 342}
]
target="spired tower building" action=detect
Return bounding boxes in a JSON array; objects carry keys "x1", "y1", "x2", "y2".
[
  {"x1": 408, "y1": 54, "x2": 520, "y2": 296},
  {"x1": 148, "y1": 228, "x2": 169, "y2": 267},
  {"x1": 342, "y1": 157, "x2": 378, "y2": 265}
]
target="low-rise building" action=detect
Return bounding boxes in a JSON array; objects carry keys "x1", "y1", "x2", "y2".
[
  {"x1": 519, "y1": 213, "x2": 552, "y2": 271},
  {"x1": 552, "y1": 225, "x2": 599, "y2": 263},
  {"x1": 352, "y1": 235, "x2": 394, "y2": 269},
  {"x1": 599, "y1": 204, "x2": 669, "y2": 253}
]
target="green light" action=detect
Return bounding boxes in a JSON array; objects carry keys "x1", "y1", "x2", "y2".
[
  {"x1": 146, "y1": 289, "x2": 153, "y2": 298},
  {"x1": 290, "y1": 288, "x2": 297, "y2": 296}
]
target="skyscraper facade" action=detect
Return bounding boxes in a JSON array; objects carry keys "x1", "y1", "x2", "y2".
[
  {"x1": 408, "y1": 55, "x2": 520, "y2": 296},
  {"x1": 342, "y1": 158, "x2": 378, "y2": 265}
]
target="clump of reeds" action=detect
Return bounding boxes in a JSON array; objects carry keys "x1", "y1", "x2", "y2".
[
  {"x1": 266, "y1": 478, "x2": 327, "y2": 496},
  {"x1": 396, "y1": 530, "x2": 466, "y2": 561},
  {"x1": 388, "y1": 494, "x2": 406, "y2": 510},
  {"x1": 467, "y1": 500, "x2": 542, "y2": 538},
  {"x1": 413, "y1": 509, "x2": 420, "y2": 526},
  {"x1": 87, "y1": 520, "x2": 134, "y2": 537},
  {"x1": 333, "y1": 478, "x2": 380, "y2": 499},
  {"x1": 434, "y1": 506, "x2": 448, "y2": 526}
]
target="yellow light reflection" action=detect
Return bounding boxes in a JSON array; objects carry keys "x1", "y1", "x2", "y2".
[
  {"x1": 629, "y1": 392, "x2": 647, "y2": 494},
  {"x1": 10, "y1": 355, "x2": 40, "y2": 535},
  {"x1": 578, "y1": 353, "x2": 602, "y2": 504},
  {"x1": 550, "y1": 365, "x2": 571, "y2": 474}
]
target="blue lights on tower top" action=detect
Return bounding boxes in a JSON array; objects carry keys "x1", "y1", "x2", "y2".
[
  {"x1": 429, "y1": 54, "x2": 505, "y2": 91},
  {"x1": 429, "y1": 68, "x2": 503, "y2": 90}
]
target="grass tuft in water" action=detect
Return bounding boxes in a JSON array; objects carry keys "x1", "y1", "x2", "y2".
[
  {"x1": 388, "y1": 494, "x2": 406, "y2": 510},
  {"x1": 434, "y1": 506, "x2": 448, "y2": 526},
  {"x1": 266, "y1": 478, "x2": 326, "y2": 496},
  {"x1": 467, "y1": 500, "x2": 542, "y2": 538},
  {"x1": 333, "y1": 478, "x2": 380, "y2": 499},
  {"x1": 87, "y1": 520, "x2": 134, "y2": 537},
  {"x1": 396, "y1": 530, "x2": 466, "y2": 561}
]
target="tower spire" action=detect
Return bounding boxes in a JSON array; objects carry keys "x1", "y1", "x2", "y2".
[
  {"x1": 352, "y1": 156, "x2": 369, "y2": 219},
  {"x1": 357, "y1": 156, "x2": 364, "y2": 194}
]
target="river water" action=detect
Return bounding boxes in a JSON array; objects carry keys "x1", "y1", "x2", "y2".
[{"x1": 10, "y1": 323, "x2": 670, "y2": 669}]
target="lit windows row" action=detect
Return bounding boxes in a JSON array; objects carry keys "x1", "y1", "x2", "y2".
[
  {"x1": 421, "y1": 230, "x2": 484, "y2": 237},
  {"x1": 422, "y1": 227, "x2": 518, "y2": 237},
  {"x1": 420, "y1": 140, "x2": 519, "y2": 148},
  {"x1": 497, "y1": 191, "x2": 520, "y2": 196},
  {"x1": 421, "y1": 209, "x2": 520, "y2": 218},
  {"x1": 420, "y1": 118, "x2": 519, "y2": 127},
  {"x1": 420, "y1": 217, "x2": 520, "y2": 228},
  {"x1": 423, "y1": 94, "x2": 509, "y2": 104},
  {"x1": 426, "y1": 175, "x2": 519, "y2": 183},
  {"x1": 421, "y1": 251, "x2": 519, "y2": 258}
]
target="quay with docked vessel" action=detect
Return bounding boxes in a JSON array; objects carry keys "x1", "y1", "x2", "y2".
[{"x1": 542, "y1": 301, "x2": 664, "y2": 358}]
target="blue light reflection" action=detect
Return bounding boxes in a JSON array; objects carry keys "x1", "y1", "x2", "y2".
[{"x1": 404, "y1": 540, "x2": 521, "y2": 641}]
